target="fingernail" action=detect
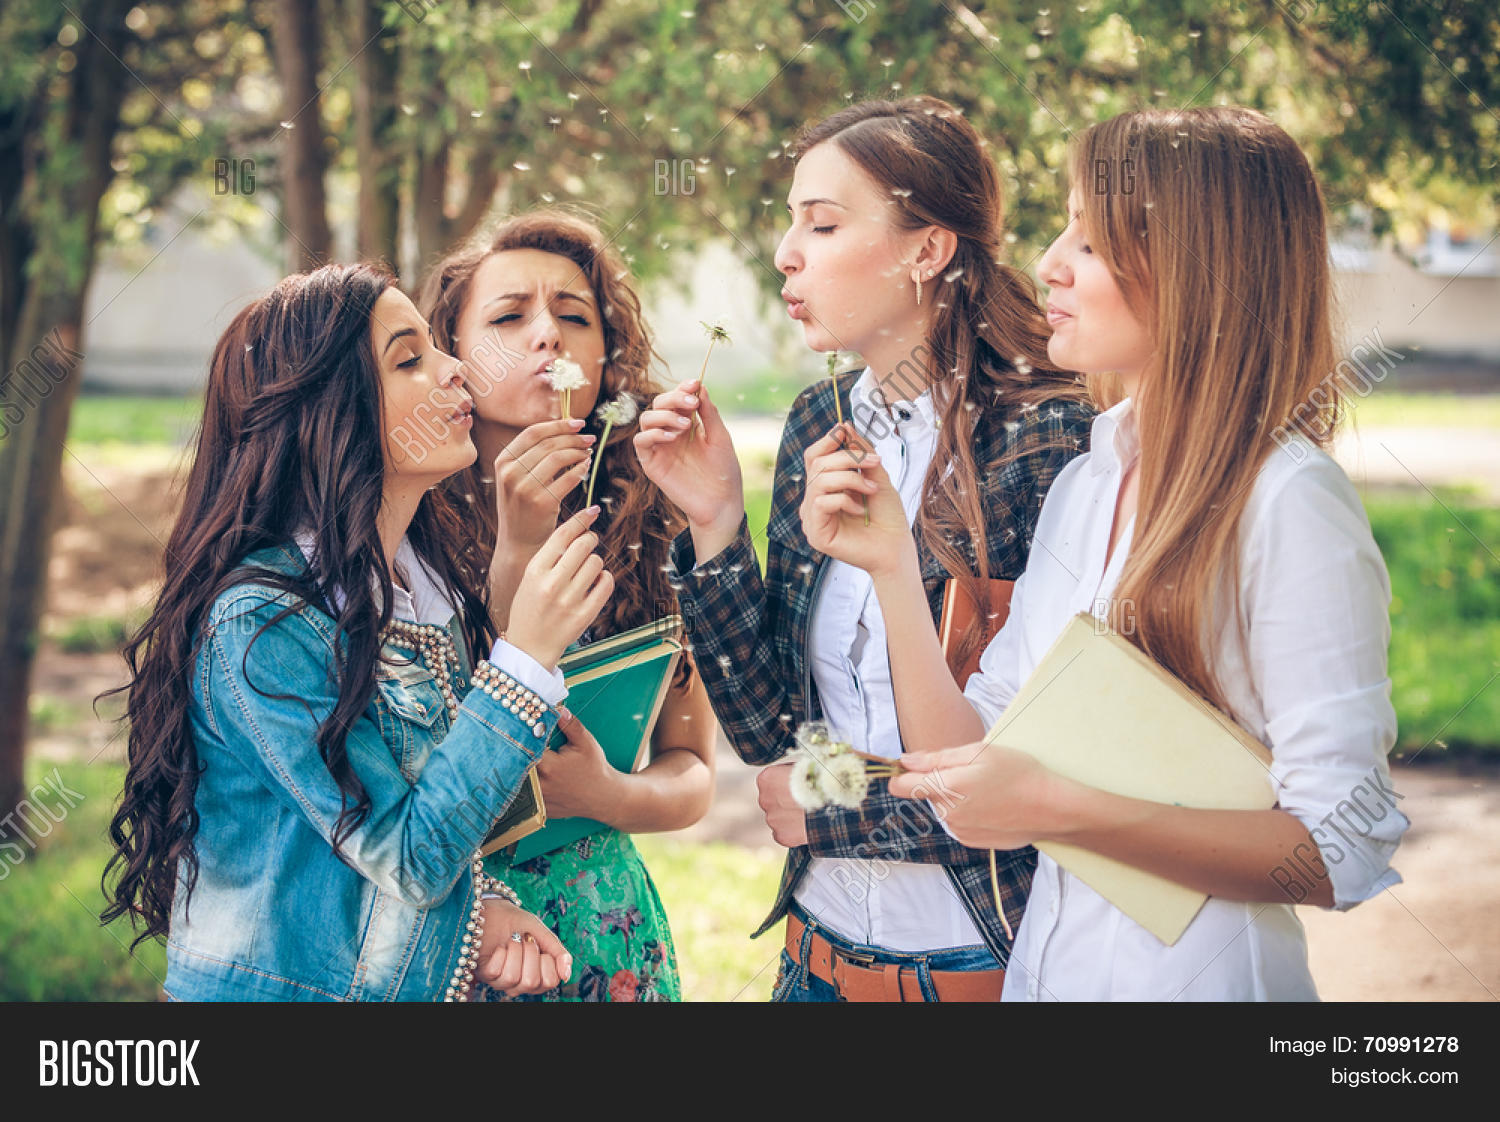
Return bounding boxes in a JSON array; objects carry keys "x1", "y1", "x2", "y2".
[
  {"x1": 684, "y1": 394, "x2": 698, "y2": 405},
  {"x1": 581, "y1": 434, "x2": 597, "y2": 444},
  {"x1": 585, "y1": 504, "x2": 601, "y2": 516},
  {"x1": 568, "y1": 418, "x2": 586, "y2": 428},
  {"x1": 676, "y1": 415, "x2": 690, "y2": 426}
]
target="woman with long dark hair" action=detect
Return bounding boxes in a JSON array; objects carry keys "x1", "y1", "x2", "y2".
[
  {"x1": 421, "y1": 208, "x2": 715, "y2": 1002},
  {"x1": 635, "y1": 96, "x2": 1094, "y2": 1000},
  {"x1": 102, "y1": 263, "x2": 612, "y2": 1001}
]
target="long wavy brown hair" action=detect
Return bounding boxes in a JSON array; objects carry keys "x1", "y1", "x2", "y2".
[
  {"x1": 793, "y1": 96, "x2": 1091, "y2": 673},
  {"x1": 1075, "y1": 107, "x2": 1341, "y2": 710},
  {"x1": 420, "y1": 208, "x2": 691, "y2": 683},
  {"x1": 101, "y1": 264, "x2": 496, "y2": 949}
]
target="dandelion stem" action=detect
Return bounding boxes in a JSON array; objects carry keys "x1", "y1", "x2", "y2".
[
  {"x1": 584, "y1": 421, "x2": 612, "y2": 509},
  {"x1": 990, "y1": 850, "x2": 1016, "y2": 942}
]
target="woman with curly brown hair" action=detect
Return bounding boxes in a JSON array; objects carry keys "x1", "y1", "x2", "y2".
[{"x1": 421, "y1": 208, "x2": 716, "y2": 1002}]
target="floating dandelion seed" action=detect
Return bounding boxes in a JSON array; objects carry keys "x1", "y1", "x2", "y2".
[
  {"x1": 890, "y1": 187, "x2": 913, "y2": 198},
  {"x1": 513, "y1": 160, "x2": 531, "y2": 171},
  {"x1": 470, "y1": 110, "x2": 484, "y2": 118},
  {"x1": 945, "y1": 267, "x2": 965, "y2": 282},
  {"x1": 541, "y1": 192, "x2": 555, "y2": 203},
  {"x1": 279, "y1": 120, "x2": 295, "y2": 130},
  {"x1": 548, "y1": 116, "x2": 561, "y2": 127},
  {"x1": 696, "y1": 318, "x2": 732, "y2": 386},
  {"x1": 519, "y1": 60, "x2": 532, "y2": 76}
]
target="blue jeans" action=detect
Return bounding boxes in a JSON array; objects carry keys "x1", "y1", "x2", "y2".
[{"x1": 772, "y1": 902, "x2": 1001, "y2": 1002}]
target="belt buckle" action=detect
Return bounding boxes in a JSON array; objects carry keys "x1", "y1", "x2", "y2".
[
  {"x1": 828, "y1": 945, "x2": 878, "y2": 1003},
  {"x1": 832, "y1": 945, "x2": 878, "y2": 967}
]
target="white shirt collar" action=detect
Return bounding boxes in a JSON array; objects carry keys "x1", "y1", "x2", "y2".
[
  {"x1": 850, "y1": 365, "x2": 938, "y2": 434},
  {"x1": 291, "y1": 528, "x2": 424, "y2": 623},
  {"x1": 1088, "y1": 396, "x2": 1141, "y2": 476}
]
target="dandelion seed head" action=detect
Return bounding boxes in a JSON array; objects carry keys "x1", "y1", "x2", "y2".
[
  {"x1": 597, "y1": 392, "x2": 640, "y2": 427},
  {"x1": 545, "y1": 358, "x2": 586, "y2": 390}
]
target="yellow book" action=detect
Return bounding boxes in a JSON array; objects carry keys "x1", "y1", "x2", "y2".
[{"x1": 982, "y1": 612, "x2": 1276, "y2": 945}]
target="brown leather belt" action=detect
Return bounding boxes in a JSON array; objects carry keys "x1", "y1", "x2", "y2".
[{"x1": 785, "y1": 913, "x2": 1005, "y2": 1002}]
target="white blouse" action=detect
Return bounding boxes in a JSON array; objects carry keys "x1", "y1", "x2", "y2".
[
  {"x1": 962, "y1": 398, "x2": 1407, "y2": 1001},
  {"x1": 794, "y1": 367, "x2": 987, "y2": 952}
]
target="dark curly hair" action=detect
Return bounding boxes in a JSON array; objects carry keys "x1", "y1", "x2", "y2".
[
  {"x1": 420, "y1": 207, "x2": 692, "y2": 684},
  {"x1": 101, "y1": 263, "x2": 496, "y2": 949}
]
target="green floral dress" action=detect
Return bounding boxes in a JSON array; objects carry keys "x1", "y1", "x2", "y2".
[{"x1": 475, "y1": 829, "x2": 681, "y2": 1002}]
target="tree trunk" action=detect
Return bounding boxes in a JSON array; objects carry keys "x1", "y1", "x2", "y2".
[
  {"x1": 271, "y1": 0, "x2": 333, "y2": 271},
  {"x1": 414, "y1": 137, "x2": 451, "y2": 277},
  {"x1": 0, "y1": 0, "x2": 132, "y2": 834},
  {"x1": 353, "y1": 0, "x2": 399, "y2": 271}
]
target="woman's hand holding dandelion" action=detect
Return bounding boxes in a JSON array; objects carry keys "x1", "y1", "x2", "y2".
[
  {"x1": 798, "y1": 423, "x2": 913, "y2": 579},
  {"x1": 634, "y1": 376, "x2": 745, "y2": 562}
]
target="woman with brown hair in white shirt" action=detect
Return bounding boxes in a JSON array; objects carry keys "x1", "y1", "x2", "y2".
[{"x1": 800, "y1": 106, "x2": 1408, "y2": 1000}]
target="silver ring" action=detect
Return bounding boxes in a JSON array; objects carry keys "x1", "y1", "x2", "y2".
[{"x1": 510, "y1": 931, "x2": 525, "y2": 943}]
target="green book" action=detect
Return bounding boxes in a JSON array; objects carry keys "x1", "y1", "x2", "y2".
[{"x1": 481, "y1": 616, "x2": 683, "y2": 862}]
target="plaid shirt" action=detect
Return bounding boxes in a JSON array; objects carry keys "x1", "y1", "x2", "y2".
[{"x1": 669, "y1": 370, "x2": 1094, "y2": 966}]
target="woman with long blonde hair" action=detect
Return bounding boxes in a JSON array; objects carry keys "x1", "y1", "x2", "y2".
[
  {"x1": 420, "y1": 208, "x2": 716, "y2": 1002},
  {"x1": 809, "y1": 106, "x2": 1406, "y2": 999}
]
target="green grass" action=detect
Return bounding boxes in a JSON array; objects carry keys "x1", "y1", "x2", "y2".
[
  {"x1": 1349, "y1": 392, "x2": 1500, "y2": 429},
  {"x1": 634, "y1": 836, "x2": 785, "y2": 1002},
  {"x1": 1367, "y1": 489, "x2": 1500, "y2": 754},
  {"x1": 716, "y1": 371, "x2": 811, "y2": 417},
  {"x1": 0, "y1": 759, "x2": 166, "y2": 1001},
  {"x1": 0, "y1": 760, "x2": 785, "y2": 1002},
  {"x1": 67, "y1": 392, "x2": 200, "y2": 447},
  {"x1": 52, "y1": 613, "x2": 133, "y2": 654}
]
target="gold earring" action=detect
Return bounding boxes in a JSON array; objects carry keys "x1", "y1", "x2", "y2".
[{"x1": 915, "y1": 272, "x2": 922, "y2": 307}]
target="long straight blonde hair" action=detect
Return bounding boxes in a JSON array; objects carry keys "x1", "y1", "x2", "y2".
[{"x1": 1075, "y1": 107, "x2": 1342, "y2": 711}]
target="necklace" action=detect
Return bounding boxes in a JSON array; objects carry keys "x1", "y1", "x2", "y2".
[{"x1": 380, "y1": 619, "x2": 461, "y2": 724}]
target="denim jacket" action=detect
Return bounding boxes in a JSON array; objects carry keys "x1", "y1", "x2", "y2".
[{"x1": 164, "y1": 544, "x2": 557, "y2": 1001}]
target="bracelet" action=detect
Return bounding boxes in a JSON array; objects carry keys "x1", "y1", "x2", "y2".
[
  {"x1": 470, "y1": 660, "x2": 550, "y2": 737},
  {"x1": 478, "y1": 874, "x2": 521, "y2": 907}
]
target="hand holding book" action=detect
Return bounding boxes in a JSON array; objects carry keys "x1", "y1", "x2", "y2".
[{"x1": 532, "y1": 706, "x2": 623, "y2": 821}]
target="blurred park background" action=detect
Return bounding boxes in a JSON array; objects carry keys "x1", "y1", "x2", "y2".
[{"x1": 1, "y1": 0, "x2": 1497, "y2": 1001}]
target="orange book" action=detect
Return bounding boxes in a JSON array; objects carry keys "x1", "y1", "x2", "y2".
[{"x1": 937, "y1": 577, "x2": 1015, "y2": 689}]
